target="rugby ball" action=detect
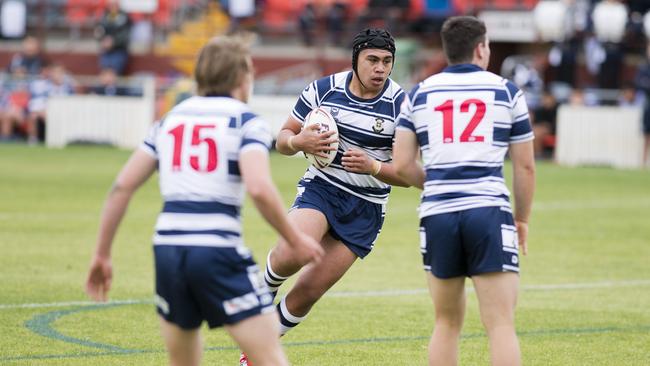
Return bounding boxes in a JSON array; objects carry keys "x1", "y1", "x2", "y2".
[{"x1": 303, "y1": 107, "x2": 339, "y2": 168}]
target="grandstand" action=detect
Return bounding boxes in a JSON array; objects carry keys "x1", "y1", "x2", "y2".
[{"x1": 0, "y1": 0, "x2": 649, "y2": 166}]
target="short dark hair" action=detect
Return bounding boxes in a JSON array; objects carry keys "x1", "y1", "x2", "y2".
[{"x1": 440, "y1": 16, "x2": 487, "y2": 65}]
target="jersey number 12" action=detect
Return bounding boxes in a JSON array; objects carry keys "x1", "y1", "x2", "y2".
[{"x1": 434, "y1": 99, "x2": 486, "y2": 143}]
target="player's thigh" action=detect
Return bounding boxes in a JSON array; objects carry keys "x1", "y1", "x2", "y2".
[
  {"x1": 471, "y1": 272, "x2": 519, "y2": 326},
  {"x1": 272, "y1": 208, "x2": 329, "y2": 267},
  {"x1": 426, "y1": 272, "x2": 466, "y2": 321},
  {"x1": 287, "y1": 207, "x2": 329, "y2": 239},
  {"x1": 158, "y1": 316, "x2": 202, "y2": 366},
  {"x1": 290, "y1": 233, "x2": 357, "y2": 298},
  {"x1": 225, "y1": 312, "x2": 288, "y2": 366}
]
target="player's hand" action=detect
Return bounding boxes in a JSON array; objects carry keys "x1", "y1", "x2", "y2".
[
  {"x1": 341, "y1": 148, "x2": 375, "y2": 174},
  {"x1": 515, "y1": 220, "x2": 528, "y2": 256},
  {"x1": 85, "y1": 254, "x2": 113, "y2": 302},
  {"x1": 293, "y1": 124, "x2": 338, "y2": 158},
  {"x1": 287, "y1": 230, "x2": 324, "y2": 265}
]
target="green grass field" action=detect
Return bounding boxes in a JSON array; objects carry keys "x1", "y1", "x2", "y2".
[{"x1": 1, "y1": 144, "x2": 649, "y2": 365}]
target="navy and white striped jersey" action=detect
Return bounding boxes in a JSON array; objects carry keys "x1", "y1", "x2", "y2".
[
  {"x1": 140, "y1": 96, "x2": 273, "y2": 248},
  {"x1": 397, "y1": 64, "x2": 534, "y2": 218},
  {"x1": 292, "y1": 71, "x2": 405, "y2": 204}
]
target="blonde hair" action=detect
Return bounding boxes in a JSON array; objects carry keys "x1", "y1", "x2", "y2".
[{"x1": 194, "y1": 36, "x2": 252, "y2": 96}]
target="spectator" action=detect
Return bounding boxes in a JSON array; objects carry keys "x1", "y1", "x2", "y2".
[
  {"x1": 532, "y1": 90, "x2": 558, "y2": 158},
  {"x1": 95, "y1": 0, "x2": 132, "y2": 75},
  {"x1": 8, "y1": 36, "x2": 44, "y2": 76},
  {"x1": 27, "y1": 63, "x2": 75, "y2": 144},
  {"x1": 298, "y1": 3, "x2": 317, "y2": 46},
  {"x1": 618, "y1": 82, "x2": 644, "y2": 107},
  {"x1": 358, "y1": 0, "x2": 410, "y2": 34},
  {"x1": 0, "y1": 66, "x2": 31, "y2": 142},
  {"x1": 90, "y1": 68, "x2": 132, "y2": 96},
  {"x1": 635, "y1": 42, "x2": 650, "y2": 166},
  {"x1": 326, "y1": 2, "x2": 347, "y2": 46}
]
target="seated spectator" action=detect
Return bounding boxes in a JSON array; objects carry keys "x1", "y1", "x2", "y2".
[
  {"x1": 618, "y1": 82, "x2": 644, "y2": 108},
  {"x1": 0, "y1": 66, "x2": 31, "y2": 142},
  {"x1": 357, "y1": 0, "x2": 409, "y2": 34},
  {"x1": 90, "y1": 68, "x2": 133, "y2": 96},
  {"x1": 327, "y1": 2, "x2": 347, "y2": 47},
  {"x1": 95, "y1": 0, "x2": 132, "y2": 75},
  {"x1": 8, "y1": 36, "x2": 44, "y2": 76},
  {"x1": 27, "y1": 63, "x2": 76, "y2": 144},
  {"x1": 532, "y1": 90, "x2": 558, "y2": 158},
  {"x1": 298, "y1": 3, "x2": 317, "y2": 46}
]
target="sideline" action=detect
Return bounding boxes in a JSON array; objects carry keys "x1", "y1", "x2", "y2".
[{"x1": 2, "y1": 279, "x2": 650, "y2": 309}]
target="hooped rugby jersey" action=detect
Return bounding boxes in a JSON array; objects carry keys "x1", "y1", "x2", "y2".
[
  {"x1": 292, "y1": 71, "x2": 405, "y2": 204},
  {"x1": 140, "y1": 96, "x2": 272, "y2": 248},
  {"x1": 397, "y1": 64, "x2": 534, "y2": 218}
]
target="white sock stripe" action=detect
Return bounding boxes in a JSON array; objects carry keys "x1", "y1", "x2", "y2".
[
  {"x1": 279, "y1": 296, "x2": 307, "y2": 323},
  {"x1": 266, "y1": 251, "x2": 289, "y2": 281},
  {"x1": 264, "y1": 272, "x2": 285, "y2": 286}
]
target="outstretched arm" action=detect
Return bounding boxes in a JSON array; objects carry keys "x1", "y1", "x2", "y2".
[
  {"x1": 240, "y1": 148, "x2": 324, "y2": 264},
  {"x1": 86, "y1": 149, "x2": 157, "y2": 302},
  {"x1": 340, "y1": 148, "x2": 411, "y2": 187},
  {"x1": 393, "y1": 129, "x2": 425, "y2": 189}
]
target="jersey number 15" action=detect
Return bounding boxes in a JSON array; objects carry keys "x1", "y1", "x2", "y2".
[{"x1": 168, "y1": 123, "x2": 218, "y2": 172}]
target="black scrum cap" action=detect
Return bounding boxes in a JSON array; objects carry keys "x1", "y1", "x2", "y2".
[{"x1": 351, "y1": 28, "x2": 396, "y2": 74}]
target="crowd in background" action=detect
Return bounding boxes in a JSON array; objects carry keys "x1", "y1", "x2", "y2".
[{"x1": 2, "y1": 0, "x2": 650, "y2": 161}]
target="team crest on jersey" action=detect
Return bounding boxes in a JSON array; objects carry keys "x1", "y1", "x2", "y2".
[
  {"x1": 372, "y1": 118, "x2": 385, "y2": 133},
  {"x1": 330, "y1": 107, "x2": 340, "y2": 117}
]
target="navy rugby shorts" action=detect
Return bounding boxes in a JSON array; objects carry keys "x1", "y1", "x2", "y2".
[
  {"x1": 292, "y1": 176, "x2": 385, "y2": 258},
  {"x1": 419, "y1": 206, "x2": 519, "y2": 278},
  {"x1": 154, "y1": 245, "x2": 274, "y2": 329}
]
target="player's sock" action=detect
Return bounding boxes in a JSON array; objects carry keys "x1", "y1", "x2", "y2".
[
  {"x1": 264, "y1": 252, "x2": 288, "y2": 299},
  {"x1": 277, "y1": 296, "x2": 307, "y2": 336}
]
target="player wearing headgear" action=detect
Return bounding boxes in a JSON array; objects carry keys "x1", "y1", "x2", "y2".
[
  {"x1": 394, "y1": 16, "x2": 535, "y2": 365},
  {"x1": 239, "y1": 27, "x2": 409, "y2": 366}
]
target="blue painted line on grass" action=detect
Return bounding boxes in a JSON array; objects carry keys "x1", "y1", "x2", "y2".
[
  {"x1": 8, "y1": 302, "x2": 650, "y2": 362},
  {"x1": 24, "y1": 303, "x2": 141, "y2": 353}
]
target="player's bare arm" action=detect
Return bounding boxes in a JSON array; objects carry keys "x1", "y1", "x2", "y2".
[
  {"x1": 240, "y1": 148, "x2": 324, "y2": 264},
  {"x1": 276, "y1": 116, "x2": 337, "y2": 157},
  {"x1": 393, "y1": 129, "x2": 425, "y2": 189},
  {"x1": 341, "y1": 147, "x2": 410, "y2": 186},
  {"x1": 86, "y1": 149, "x2": 157, "y2": 302},
  {"x1": 509, "y1": 140, "x2": 535, "y2": 255}
]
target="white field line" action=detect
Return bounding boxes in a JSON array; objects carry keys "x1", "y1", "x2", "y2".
[
  {"x1": 534, "y1": 199, "x2": 650, "y2": 211},
  {"x1": 2, "y1": 198, "x2": 650, "y2": 222},
  {"x1": 2, "y1": 279, "x2": 650, "y2": 310}
]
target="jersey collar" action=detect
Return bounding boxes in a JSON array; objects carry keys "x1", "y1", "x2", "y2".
[
  {"x1": 443, "y1": 64, "x2": 483, "y2": 73},
  {"x1": 345, "y1": 71, "x2": 390, "y2": 104}
]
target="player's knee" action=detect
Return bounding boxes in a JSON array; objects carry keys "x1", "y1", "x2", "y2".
[{"x1": 288, "y1": 285, "x2": 324, "y2": 312}]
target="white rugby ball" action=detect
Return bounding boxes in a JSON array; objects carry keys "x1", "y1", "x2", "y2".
[{"x1": 303, "y1": 107, "x2": 339, "y2": 168}]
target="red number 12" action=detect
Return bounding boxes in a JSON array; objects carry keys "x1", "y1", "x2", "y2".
[{"x1": 434, "y1": 99, "x2": 486, "y2": 143}]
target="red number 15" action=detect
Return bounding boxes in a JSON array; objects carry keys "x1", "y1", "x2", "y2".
[
  {"x1": 168, "y1": 124, "x2": 218, "y2": 172},
  {"x1": 434, "y1": 99, "x2": 486, "y2": 143}
]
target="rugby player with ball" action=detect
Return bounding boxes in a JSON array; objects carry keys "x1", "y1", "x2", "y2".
[{"x1": 240, "y1": 27, "x2": 411, "y2": 366}]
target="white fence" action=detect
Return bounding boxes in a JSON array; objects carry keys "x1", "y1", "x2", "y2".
[
  {"x1": 45, "y1": 91, "x2": 296, "y2": 149},
  {"x1": 46, "y1": 78, "x2": 156, "y2": 149},
  {"x1": 555, "y1": 105, "x2": 645, "y2": 169}
]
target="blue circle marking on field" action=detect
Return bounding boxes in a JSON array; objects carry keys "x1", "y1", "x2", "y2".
[
  {"x1": 24, "y1": 303, "x2": 142, "y2": 354},
  {"x1": 11, "y1": 302, "x2": 650, "y2": 362}
]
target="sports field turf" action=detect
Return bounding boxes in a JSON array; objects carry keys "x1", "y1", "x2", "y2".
[{"x1": 1, "y1": 144, "x2": 649, "y2": 365}]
